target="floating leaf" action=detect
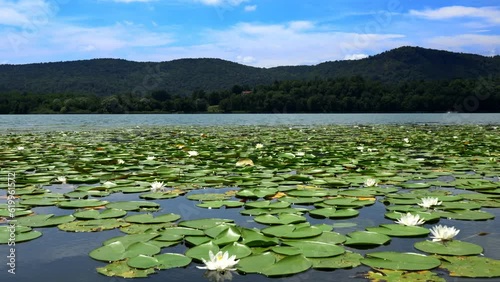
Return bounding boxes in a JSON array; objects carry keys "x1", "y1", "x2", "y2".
[
  {"x1": 124, "y1": 213, "x2": 181, "y2": 224},
  {"x1": 309, "y1": 252, "x2": 363, "y2": 269},
  {"x1": 439, "y1": 255, "x2": 500, "y2": 278},
  {"x1": 97, "y1": 261, "x2": 155, "y2": 278},
  {"x1": 73, "y1": 208, "x2": 127, "y2": 219},
  {"x1": 361, "y1": 252, "x2": 441, "y2": 270},
  {"x1": 366, "y1": 224, "x2": 430, "y2": 237},
  {"x1": 414, "y1": 240, "x2": 483, "y2": 256},
  {"x1": 344, "y1": 231, "x2": 391, "y2": 246},
  {"x1": 15, "y1": 214, "x2": 75, "y2": 227}
]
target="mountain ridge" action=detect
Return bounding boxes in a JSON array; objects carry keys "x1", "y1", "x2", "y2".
[{"x1": 0, "y1": 46, "x2": 498, "y2": 96}]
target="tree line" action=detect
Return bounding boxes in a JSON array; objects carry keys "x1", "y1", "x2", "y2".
[{"x1": 1, "y1": 76, "x2": 498, "y2": 114}]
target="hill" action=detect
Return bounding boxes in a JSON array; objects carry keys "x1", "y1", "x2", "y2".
[{"x1": 0, "y1": 46, "x2": 498, "y2": 96}]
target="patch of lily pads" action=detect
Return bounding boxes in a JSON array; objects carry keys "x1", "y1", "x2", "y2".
[{"x1": 1, "y1": 124, "x2": 499, "y2": 280}]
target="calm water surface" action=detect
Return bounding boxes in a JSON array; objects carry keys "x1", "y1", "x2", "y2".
[
  {"x1": 0, "y1": 113, "x2": 499, "y2": 132},
  {"x1": 0, "y1": 114, "x2": 499, "y2": 281}
]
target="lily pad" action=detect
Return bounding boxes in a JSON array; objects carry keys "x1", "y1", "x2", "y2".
[
  {"x1": 73, "y1": 208, "x2": 127, "y2": 219},
  {"x1": 254, "y1": 213, "x2": 307, "y2": 225},
  {"x1": 414, "y1": 240, "x2": 483, "y2": 256},
  {"x1": 124, "y1": 213, "x2": 181, "y2": 224},
  {"x1": 361, "y1": 251, "x2": 441, "y2": 270},
  {"x1": 439, "y1": 255, "x2": 500, "y2": 278},
  {"x1": 309, "y1": 252, "x2": 363, "y2": 269},
  {"x1": 366, "y1": 224, "x2": 430, "y2": 237},
  {"x1": 97, "y1": 260, "x2": 155, "y2": 278},
  {"x1": 15, "y1": 214, "x2": 75, "y2": 227},
  {"x1": 344, "y1": 231, "x2": 391, "y2": 246}
]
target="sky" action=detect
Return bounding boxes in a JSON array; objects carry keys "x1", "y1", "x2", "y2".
[{"x1": 0, "y1": 0, "x2": 499, "y2": 67}]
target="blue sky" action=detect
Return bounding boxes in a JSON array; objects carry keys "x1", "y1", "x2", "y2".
[{"x1": 0, "y1": 0, "x2": 498, "y2": 67}]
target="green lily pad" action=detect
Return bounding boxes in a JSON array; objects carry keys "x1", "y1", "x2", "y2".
[
  {"x1": 237, "y1": 252, "x2": 312, "y2": 277},
  {"x1": 434, "y1": 210, "x2": 495, "y2": 220},
  {"x1": 0, "y1": 225, "x2": 42, "y2": 244},
  {"x1": 439, "y1": 255, "x2": 500, "y2": 278},
  {"x1": 187, "y1": 193, "x2": 230, "y2": 201},
  {"x1": 282, "y1": 240, "x2": 345, "y2": 258},
  {"x1": 220, "y1": 242, "x2": 252, "y2": 259},
  {"x1": 90, "y1": 241, "x2": 161, "y2": 262},
  {"x1": 254, "y1": 213, "x2": 307, "y2": 225},
  {"x1": 127, "y1": 254, "x2": 159, "y2": 269},
  {"x1": 15, "y1": 214, "x2": 75, "y2": 227},
  {"x1": 361, "y1": 251, "x2": 441, "y2": 270},
  {"x1": 366, "y1": 269, "x2": 446, "y2": 282},
  {"x1": 309, "y1": 208, "x2": 359, "y2": 218},
  {"x1": 178, "y1": 218, "x2": 234, "y2": 230},
  {"x1": 58, "y1": 218, "x2": 129, "y2": 232},
  {"x1": 240, "y1": 228, "x2": 279, "y2": 247},
  {"x1": 344, "y1": 231, "x2": 391, "y2": 246},
  {"x1": 57, "y1": 199, "x2": 108, "y2": 209},
  {"x1": 366, "y1": 224, "x2": 430, "y2": 237},
  {"x1": 73, "y1": 208, "x2": 127, "y2": 219},
  {"x1": 156, "y1": 253, "x2": 192, "y2": 269},
  {"x1": 262, "y1": 224, "x2": 323, "y2": 239},
  {"x1": 197, "y1": 200, "x2": 244, "y2": 209},
  {"x1": 124, "y1": 213, "x2": 181, "y2": 224},
  {"x1": 308, "y1": 251, "x2": 363, "y2": 269},
  {"x1": 106, "y1": 201, "x2": 160, "y2": 211},
  {"x1": 414, "y1": 240, "x2": 483, "y2": 256},
  {"x1": 97, "y1": 260, "x2": 155, "y2": 278},
  {"x1": 185, "y1": 241, "x2": 219, "y2": 261}
]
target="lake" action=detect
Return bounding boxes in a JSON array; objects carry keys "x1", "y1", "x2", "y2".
[
  {"x1": 0, "y1": 114, "x2": 499, "y2": 281},
  {"x1": 1, "y1": 113, "x2": 499, "y2": 132}
]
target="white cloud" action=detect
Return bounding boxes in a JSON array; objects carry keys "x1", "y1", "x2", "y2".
[
  {"x1": 194, "y1": 0, "x2": 248, "y2": 6},
  {"x1": 236, "y1": 55, "x2": 255, "y2": 64},
  {"x1": 288, "y1": 21, "x2": 314, "y2": 30},
  {"x1": 426, "y1": 34, "x2": 500, "y2": 54},
  {"x1": 244, "y1": 5, "x2": 256, "y2": 12},
  {"x1": 0, "y1": 0, "x2": 56, "y2": 27},
  {"x1": 111, "y1": 0, "x2": 157, "y2": 3},
  {"x1": 344, "y1": 54, "x2": 368, "y2": 60},
  {"x1": 410, "y1": 6, "x2": 500, "y2": 24}
]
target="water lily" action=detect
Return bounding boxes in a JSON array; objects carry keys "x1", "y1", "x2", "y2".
[
  {"x1": 430, "y1": 225, "x2": 460, "y2": 242},
  {"x1": 17, "y1": 146, "x2": 24, "y2": 151},
  {"x1": 150, "y1": 181, "x2": 166, "y2": 192},
  {"x1": 117, "y1": 159, "x2": 125, "y2": 165},
  {"x1": 395, "y1": 212, "x2": 425, "y2": 226},
  {"x1": 56, "y1": 176, "x2": 67, "y2": 184},
  {"x1": 255, "y1": 143, "x2": 264, "y2": 149},
  {"x1": 403, "y1": 138, "x2": 410, "y2": 143},
  {"x1": 187, "y1": 150, "x2": 199, "y2": 157},
  {"x1": 197, "y1": 251, "x2": 239, "y2": 272},
  {"x1": 146, "y1": 156, "x2": 156, "y2": 161},
  {"x1": 418, "y1": 197, "x2": 442, "y2": 209},
  {"x1": 364, "y1": 178, "x2": 378, "y2": 187}
]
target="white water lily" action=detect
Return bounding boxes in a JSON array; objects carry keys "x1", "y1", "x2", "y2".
[
  {"x1": 197, "y1": 251, "x2": 239, "y2": 272},
  {"x1": 56, "y1": 176, "x2": 67, "y2": 184},
  {"x1": 150, "y1": 181, "x2": 166, "y2": 192},
  {"x1": 418, "y1": 197, "x2": 442, "y2": 209},
  {"x1": 255, "y1": 143, "x2": 264, "y2": 149},
  {"x1": 430, "y1": 225, "x2": 460, "y2": 242},
  {"x1": 364, "y1": 178, "x2": 378, "y2": 187},
  {"x1": 395, "y1": 212, "x2": 425, "y2": 226},
  {"x1": 117, "y1": 159, "x2": 125, "y2": 165},
  {"x1": 102, "y1": 181, "x2": 117, "y2": 188},
  {"x1": 146, "y1": 156, "x2": 156, "y2": 161},
  {"x1": 187, "y1": 150, "x2": 199, "y2": 157},
  {"x1": 403, "y1": 138, "x2": 410, "y2": 143},
  {"x1": 17, "y1": 146, "x2": 24, "y2": 151}
]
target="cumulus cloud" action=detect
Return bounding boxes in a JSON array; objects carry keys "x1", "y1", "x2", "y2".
[
  {"x1": 344, "y1": 54, "x2": 368, "y2": 60},
  {"x1": 410, "y1": 6, "x2": 500, "y2": 24},
  {"x1": 194, "y1": 0, "x2": 248, "y2": 6},
  {"x1": 0, "y1": 0, "x2": 56, "y2": 27},
  {"x1": 244, "y1": 5, "x2": 256, "y2": 12},
  {"x1": 426, "y1": 34, "x2": 500, "y2": 54}
]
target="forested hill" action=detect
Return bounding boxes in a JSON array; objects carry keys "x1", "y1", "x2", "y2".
[{"x1": 0, "y1": 46, "x2": 498, "y2": 96}]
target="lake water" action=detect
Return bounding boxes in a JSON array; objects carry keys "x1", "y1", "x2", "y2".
[
  {"x1": 0, "y1": 113, "x2": 499, "y2": 132},
  {"x1": 0, "y1": 114, "x2": 499, "y2": 281}
]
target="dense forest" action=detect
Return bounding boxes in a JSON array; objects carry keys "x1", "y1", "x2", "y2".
[
  {"x1": 1, "y1": 75, "x2": 498, "y2": 114},
  {"x1": 0, "y1": 46, "x2": 499, "y2": 114}
]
